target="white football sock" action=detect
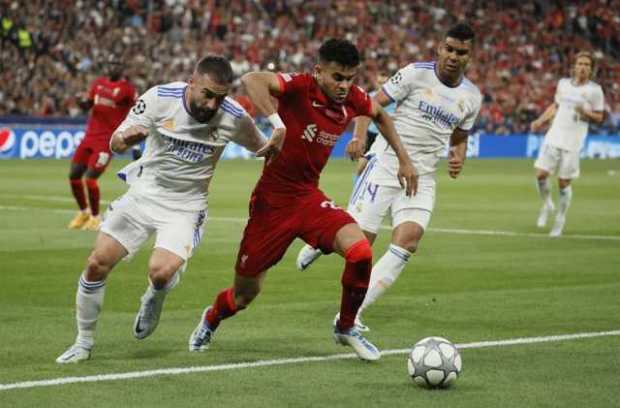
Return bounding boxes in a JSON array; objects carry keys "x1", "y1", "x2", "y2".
[
  {"x1": 557, "y1": 185, "x2": 572, "y2": 216},
  {"x1": 536, "y1": 178, "x2": 552, "y2": 205},
  {"x1": 75, "y1": 273, "x2": 106, "y2": 349},
  {"x1": 358, "y1": 244, "x2": 411, "y2": 315}
]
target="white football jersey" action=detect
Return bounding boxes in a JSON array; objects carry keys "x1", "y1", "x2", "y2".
[
  {"x1": 545, "y1": 78, "x2": 605, "y2": 152},
  {"x1": 371, "y1": 61, "x2": 481, "y2": 185},
  {"x1": 114, "y1": 82, "x2": 265, "y2": 211}
]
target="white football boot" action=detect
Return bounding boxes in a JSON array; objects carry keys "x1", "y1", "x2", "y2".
[
  {"x1": 189, "y1": 307, "x2": 214, "y2": 352},
  {"x1": 296, "y1": 244, "x2": 323, "y2": 271},
  {"x1": 536, "y1": 201, "x2": 555, "y2": 228},
  {"x1": 549, "y1": 214, "x2": 566, "y2": 237},
  {"x1": 133, "y1": 289, "x2": 166, "y2": 339},
  {"x1": 333, "y1": 317, "x2": 380, "y2": 361},
  {"x1": 56, "y1": 344, "x2": 91, "y2": 364}
]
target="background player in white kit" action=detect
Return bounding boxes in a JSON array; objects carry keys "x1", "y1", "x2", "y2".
[
  {"x1": 56, "y1": 55, "x2": 266, "y2": 363},
  {"x1": 297, "y1": 23, "x2": 481, "y2": 331},
  {"x1": 531, "y1": 51, "x2": 605, "y2": 237}
]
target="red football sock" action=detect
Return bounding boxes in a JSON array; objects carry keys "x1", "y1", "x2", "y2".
[
  {"x1": 339, "y1": 240, "x2": 372, "y2": 331},
  {"x1": 206, "y1": 287, "x2": 240, "y2": 329},
  {"x1": 69, "y1": 178, "x2": 88, "y2": 210},
  {"x1": 85, "y1": 178, "x2": 100, "y2": 216}
]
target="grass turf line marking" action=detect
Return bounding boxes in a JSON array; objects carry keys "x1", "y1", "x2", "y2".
[
  {"x1": 2, "y1": 205, "x2": 619, "y2": 242},
  {"x1": 1, "y1": 329, "x2": 618, "y2": 391}
]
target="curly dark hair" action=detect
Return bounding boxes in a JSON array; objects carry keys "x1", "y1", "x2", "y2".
[{"x1": 318, "y1": 39, "x2": 361, "y2": 68}]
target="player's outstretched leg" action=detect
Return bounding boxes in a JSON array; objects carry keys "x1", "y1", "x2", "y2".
[
  {"x1": 68, "y1": 178, "x2": 91, "y2": 229},
  {"x1": 349, "y1": 243, "x2": 413, "y2": 332},
  {"x1": 535, "y1": 176, "x2": 555, "y2": 228},
  {"x1": 133, "y1": 273, "x2": 179, "y2": 339},
  {"x1": 134, "y1": 250, "x2": 185, "y2": 339},
  {"x1": 550, "y1": 183, "x2": 572, "y2": 237},
  {"x1": 333, "y1": 239, "x2": 380, "y2": 361},
  {"x1": 296, "y1": 244, "x2": 323, "y2": 271},
  {"x1": 83, "y1": 177, "x2": 102, "y2": 231},
  {"x1": 56, "y1": 273, "x2": 106, "y2": 363},
  {"x1": 189, "y1": 287, "x2": 244, "y2": 351},
  {"x1": 57, "y1": 234, "x2": 125, "y2": 363}
]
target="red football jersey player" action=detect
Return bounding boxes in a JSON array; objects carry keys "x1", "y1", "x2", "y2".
[
  {"x1": 189, "y1": 39, "x2": 417, "y2": 361},
  {"x1": 67, "y1": 56, "x2": 137, "y2": 231}
]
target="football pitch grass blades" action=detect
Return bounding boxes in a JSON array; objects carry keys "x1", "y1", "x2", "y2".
[{"x1": 0, "y1": 159, "x2": 618, "y2": 407}]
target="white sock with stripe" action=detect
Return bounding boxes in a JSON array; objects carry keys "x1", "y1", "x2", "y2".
[
  {"x1": 358, "y1": 244, "x2": 411, "y2": 316},
  {"x1": 557, "y1": 185, "x2": 573, "y2": 217},
  {"x1": 75, "y1": 273, "x2": 106, "y2": 349},
  {"x1": 536, "y1": 178, "x2": 552, "y2": 206}
]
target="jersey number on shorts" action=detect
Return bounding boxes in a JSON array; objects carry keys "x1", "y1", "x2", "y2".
[{"x1": 360, "y1": 182, "x2": 379, "y2": 203}]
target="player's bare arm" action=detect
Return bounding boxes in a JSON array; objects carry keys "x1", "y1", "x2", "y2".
[
  {"x1": 241, "y1": 72, "x2": 286, "y2": 161},
  {"x1": 369, "y1": 99, "x2": 418, "y2": 196},
  {"x1": 348, "y1": 89, "x2": 393, "y2": 160},
  {"x1": 448, "y1": 128, "x2": 468, "y2": 179},
  {"x1": 110, "y1": 126, "x2": 149, "y2": 154},
  {"x1": 238, "y1": 116, "x2": 268, "y2": 153},
  {"x1": 574, "y1": 105, "x2": 604, "y2": 124},
  {"x1": 348, "y1": 117, "x2": 369, "y2": 160},
  {"x1": 531, "y1": 103, "x2": 557, "y2": 132}
]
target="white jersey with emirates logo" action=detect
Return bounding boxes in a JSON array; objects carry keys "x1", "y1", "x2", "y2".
[
  {"x1": 544, "y1": 78, "x2": 605, "y2": 152},
  {"x1": 371, "y1": 61, "x2": 481, "y2": 185},
  {"x1": 114, "y1": 82, "x2": 265, "y2": 211}
]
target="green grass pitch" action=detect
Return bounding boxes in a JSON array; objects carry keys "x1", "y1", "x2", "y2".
[{"x1": 0, "y1": 158, "x2": 619, "y2": 407}]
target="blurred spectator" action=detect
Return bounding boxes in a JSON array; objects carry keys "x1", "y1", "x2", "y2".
[{"x1": 0, "y1": 0, "x2": 618, "y2": 134}]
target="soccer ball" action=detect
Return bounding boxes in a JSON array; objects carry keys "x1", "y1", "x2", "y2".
[{"x1": 407, "y1": 336, "x2": 462, "y2": 388}]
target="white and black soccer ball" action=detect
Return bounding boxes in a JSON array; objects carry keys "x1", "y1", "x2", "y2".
[{"x1": 407, "y1": 336, "x2": 462, "y2": 388}]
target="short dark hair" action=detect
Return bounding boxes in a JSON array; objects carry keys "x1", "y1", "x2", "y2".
[
  {"x1": 195, "y1": 55, "x2": 234, "y2": 84},
  {"x1": 318, "y1": 39, "x2": 360, "y2": 68},
  {"x1": 445, "y1": 23, "x2": 475, "y2": 43}
]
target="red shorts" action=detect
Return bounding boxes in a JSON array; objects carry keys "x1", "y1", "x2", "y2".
[
  {"x1": 235, "y1": 188, "x2": 356, "y2": 277},
  {"x1": 72, "y1": 137, "x2": 112, "y2": 172}
]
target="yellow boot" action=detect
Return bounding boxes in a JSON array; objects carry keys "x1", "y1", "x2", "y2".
[
  {"x1": 82, "y1": 215, "x2": 101, "y2": 231},
  {"x1": 67, "y1": 211, "x2": 91, "y2": 229}
]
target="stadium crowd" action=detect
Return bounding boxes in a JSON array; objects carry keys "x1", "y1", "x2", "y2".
[{"x1": 1, "y1": 0, "x2": 618, "y2": 134}]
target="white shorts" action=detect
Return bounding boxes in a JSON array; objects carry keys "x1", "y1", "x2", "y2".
[
  {"x1": 347, "y1": 166, "x2": 436, "y2": 234},
  {"x1": 100, "y1": 192, "x2": 206, "y2": 261},
  {"x1": 534, "y1": 144, "x2": 580, "y2": 179}
]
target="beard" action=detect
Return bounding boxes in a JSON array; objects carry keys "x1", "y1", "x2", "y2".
[{"x1": 190, "y1": 101, "x2": 217, "y2": 123}]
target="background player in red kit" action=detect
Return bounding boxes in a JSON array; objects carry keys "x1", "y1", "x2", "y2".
[
  {"x1": 67, "y1": 56, "x2": 137, "y2": 231},
  {"x1": 189, "y1": 39, "x2": 417, "y2": 361}
]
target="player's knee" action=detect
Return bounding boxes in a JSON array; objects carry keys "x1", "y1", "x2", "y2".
[
  {"x1": 85, "y1": 252, "x2": 112, "y2": 281},
  {"x1": 558, "y1": 179, "x2": 571, "y2": 189},
  {"x1": 344, "y1": 239, "x2": 372, "y2": 264},
  {"x1": 148, "y1": 263, "x2": 178, "y2": 289},
  {"x1": 85, "y1": 178, "x2": 99, "y2": 189}
]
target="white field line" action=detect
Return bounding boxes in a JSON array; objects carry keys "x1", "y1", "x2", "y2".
[
  {"x1": 1, "y1": 204, "x2": 619, "y2": 242},
  {"x1": 1, "y1": 329, "x2": 618, "y2": 392}
]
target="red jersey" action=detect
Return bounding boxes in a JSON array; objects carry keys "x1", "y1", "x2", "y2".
[
  {"x1": 84, "y1": 76, "x2": 136, "y2": 142},
  {"x1": 256, "y1": 73, "x2": 372, "y2": 196}
]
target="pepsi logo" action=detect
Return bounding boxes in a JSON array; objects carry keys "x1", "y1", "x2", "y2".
[{"x1": 0, "y1": 128, "x2": 16, "y2": 153}]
